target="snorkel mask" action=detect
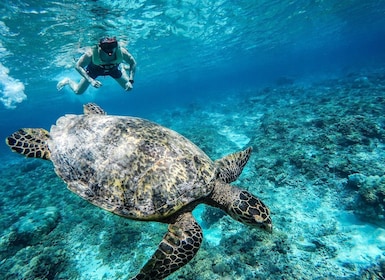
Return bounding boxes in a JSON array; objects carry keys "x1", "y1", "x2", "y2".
[{"x1": 99, "y1": 37, "x2": 118, "y2": 56}]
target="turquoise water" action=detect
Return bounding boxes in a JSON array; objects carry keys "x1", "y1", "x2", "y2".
[{"x1": 1, "y1": 1, "x2": 385, "y2": 279}]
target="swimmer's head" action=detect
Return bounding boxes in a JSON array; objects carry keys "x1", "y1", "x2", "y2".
[{"x1": 99, "y1": 37, "x2": 118, "y2": 56}]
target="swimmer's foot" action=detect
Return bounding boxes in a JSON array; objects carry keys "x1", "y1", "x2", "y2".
[{"x1": 57, "y1": 78, "x2": 69, "y2": 91}]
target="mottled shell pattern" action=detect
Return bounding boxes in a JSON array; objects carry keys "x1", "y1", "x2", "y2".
[{"x1": 48, "y1": 113, "x2": 216, "y2": 221}]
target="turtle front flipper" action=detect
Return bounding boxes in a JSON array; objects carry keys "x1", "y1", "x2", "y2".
[
  {"x1": 6, "y1": 128, "x2": 51, "y2": 160},
  {"x1": 209, "y1": 182, "x2": 272, "y2": 233},
  {"x1": 214, "y1": 147, "x2": 252, "y2": 183},
  {"x1": 132, "y1": 212, "x2": 202, "y2": 280}
]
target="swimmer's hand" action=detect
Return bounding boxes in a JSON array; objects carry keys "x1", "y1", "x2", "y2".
[
  {"x1": 125, "y1": 81, "x2": 133, "y2": 91},
  {"x1": 90, "y1": 79, "x2": 102, "y2": 88}
]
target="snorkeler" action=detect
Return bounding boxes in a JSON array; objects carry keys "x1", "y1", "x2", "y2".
[{"x1": 57, "y1": 37, "x2": 136, "y2": 95}]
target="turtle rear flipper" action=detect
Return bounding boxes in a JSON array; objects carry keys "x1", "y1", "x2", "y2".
[
  {"x1": 132, "y1": 212, "x2": 202, "y2": 280},
  {"x1": 6, "y1": 128, "x2": 51, "y2": 160}
]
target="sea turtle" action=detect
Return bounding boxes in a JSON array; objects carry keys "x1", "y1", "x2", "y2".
[{"x1": 6, "y1": 103, "x2": 272, "y2": 279}]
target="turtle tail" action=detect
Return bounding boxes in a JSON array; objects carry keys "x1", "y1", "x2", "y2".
[{"x1": 6, "y1": 128, "x2": 51, "y2": 160}]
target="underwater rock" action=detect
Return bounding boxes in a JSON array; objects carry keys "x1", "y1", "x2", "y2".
[
  {"x1": 347, "y1": 173, "x2": 385, "y2": 224},
  {"x1": 346, "y1": 173, "x2": 367, "y2": 189},
  {"x1": 212, "y1": 261, "x2": 230, "y2": 276},
  {"x1": 352, "y1": 76, "x2": 371, "y2": 88},
  {"x1": 348, "y1": 173, "x2": 385, "y2": 204},
  {"x1": 0, "y1": 206, "x2": 60, "y2": 257},
  {"x1": 13, "y1": 206, "x2": 60, "y2": 242},
  {"x1": 295, "y1": 240, "x2": 317, "y2": 252},
  {"x1": 3, "y1": 245, "x2": 71, "y2": 280}
]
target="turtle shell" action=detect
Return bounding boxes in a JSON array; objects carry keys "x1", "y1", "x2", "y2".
[{"x1": 48, "y1": 114, "x2": 216, "y2": 221}]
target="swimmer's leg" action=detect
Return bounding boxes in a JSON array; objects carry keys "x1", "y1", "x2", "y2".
[
  {"x1": 74, "y1": 78, "x2": 91, "y2": 95},
  {"x1": 57, "y1": 78, "x2": 90, "y2": 95},
  {"x1": 57, "y1": 78, "x2": 70, "y2": 91}
]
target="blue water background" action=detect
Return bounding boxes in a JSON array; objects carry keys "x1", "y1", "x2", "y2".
[
  {"x1": 0, "y1": 1, "x2": 384, "y2": 154},
  {"x1": 1, "y1": 1, "x2": 385, "y2": 279}
]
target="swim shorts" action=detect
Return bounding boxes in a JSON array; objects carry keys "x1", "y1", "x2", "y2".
[{"x1": 86, "y1": 62, "x2": 122, "y2": 79}]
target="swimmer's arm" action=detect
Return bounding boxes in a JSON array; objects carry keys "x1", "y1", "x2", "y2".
[
  {"x1": 74, "y1": 51, "x2": 94, "y2": 83},
  {"x1": 121, "y1": 48, "x2": 137, "y2": 81}
]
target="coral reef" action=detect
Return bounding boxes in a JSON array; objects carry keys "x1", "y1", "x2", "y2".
[{"x1": 1, "y1": 68, "x2": 385, "y2": 279}]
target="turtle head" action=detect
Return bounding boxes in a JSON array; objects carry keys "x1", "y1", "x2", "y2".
[
  {"x1": 208, "y1": 183, "x2": 272, "y2": 233},
  {"x1": 228, "y1": 189, "x2": 272, "y2": 233}
]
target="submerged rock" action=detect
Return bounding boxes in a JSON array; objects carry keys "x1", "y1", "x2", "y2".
[
  {"x1": 347, "y1": 173, "x2": 385, "y2": 225},
  {"x1": 0, "y1": 207, "x2": 60, "y2": 258}
]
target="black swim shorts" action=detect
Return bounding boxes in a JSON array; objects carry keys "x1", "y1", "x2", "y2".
[{"x1": 86, "y1": 62, "x2": 122, "y2": 79}]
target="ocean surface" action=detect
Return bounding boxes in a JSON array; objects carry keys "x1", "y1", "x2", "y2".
[{"x1": 1, "y1": 1, "x2": 385, "y2": 279}]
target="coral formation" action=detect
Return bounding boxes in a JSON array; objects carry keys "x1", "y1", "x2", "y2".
[{"x1": 1, "y1": 69, "x2": 385, "y2": 279}]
